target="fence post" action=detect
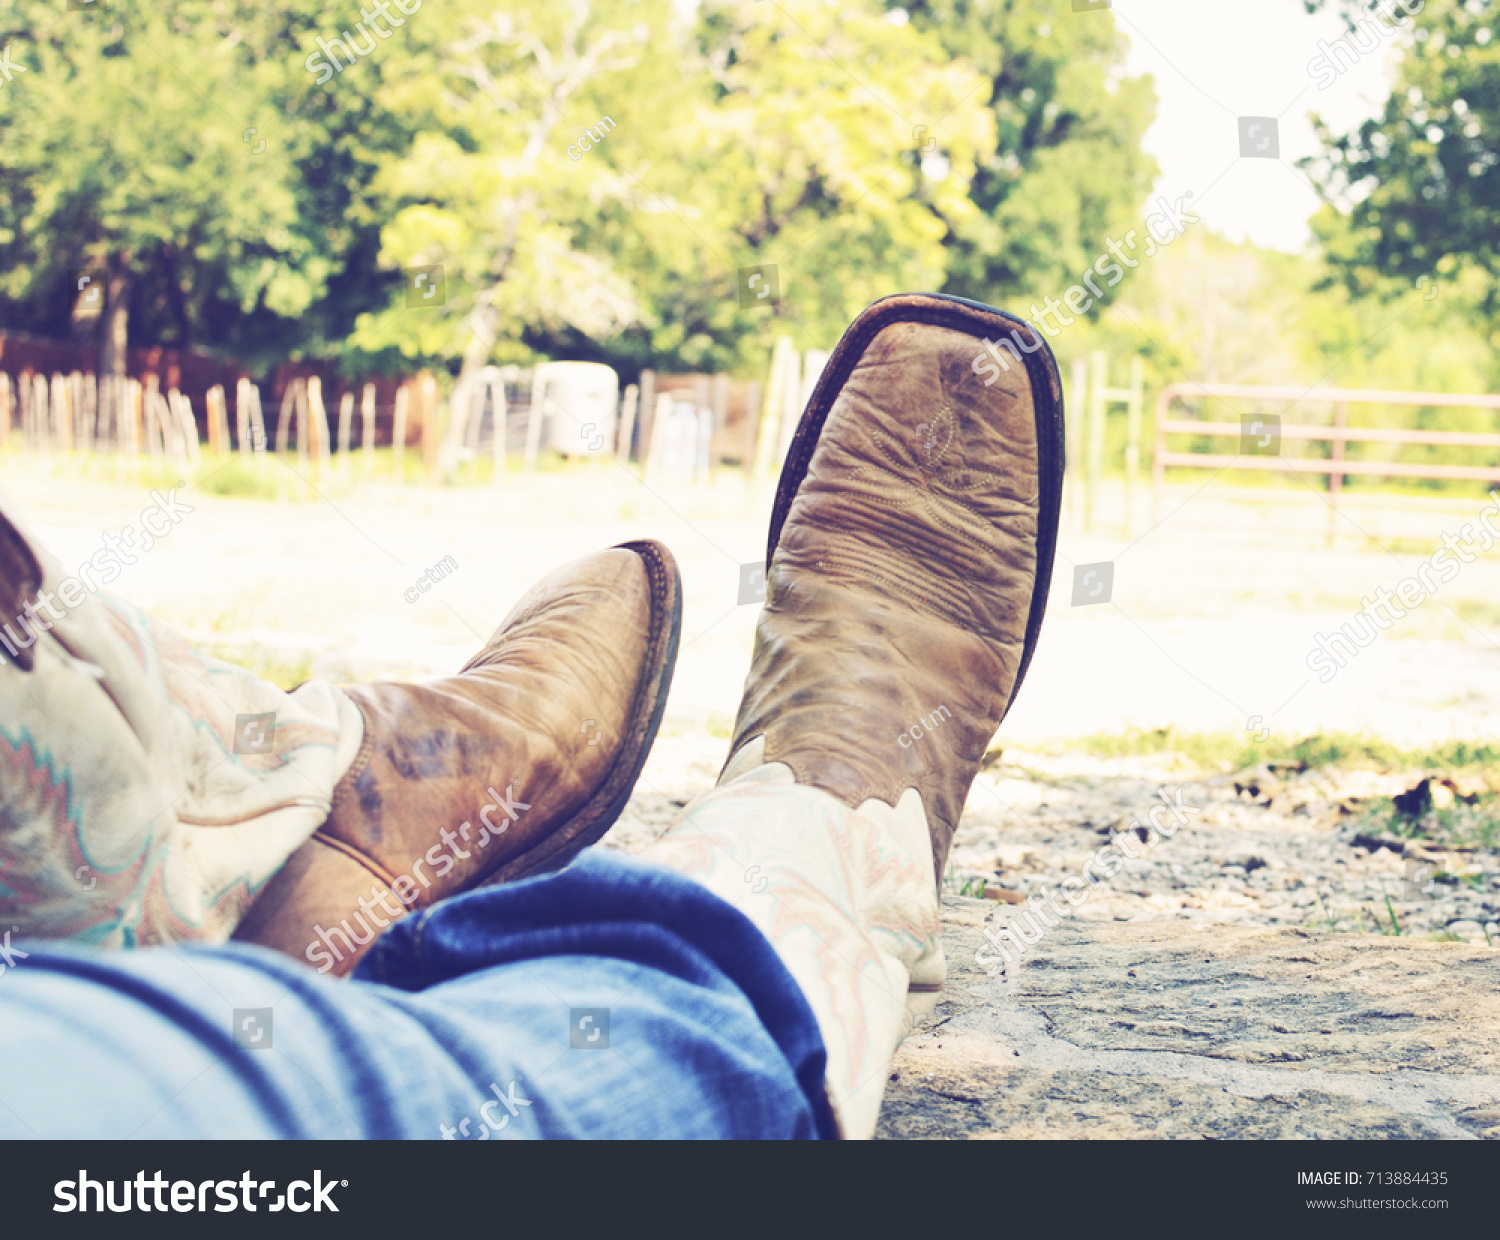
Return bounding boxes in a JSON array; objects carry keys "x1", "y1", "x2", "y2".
[
  {"x1": 464, "y1": 376, "x2": 485, "y2": 481},
  {"x1": 170, "y1": 389, "x2": 190, "y2": 467},
  {"x1": 143, "y1": 375, "x2": 162, "y2": 463},
  {"x1": 360, "y1": 383, "x2": 376, "y2": 478},
  {"x1": 752, "y1": 336, "x2": 795, "y2": 485},
  {"x1": 95, "y1": 375, "x2": 111, "y2": 457},
  {"x1": 1152, "y1": 386, "x2": 1173, "y2": 528},
  {"x1": 128, "y1": 379, "x2": 143, "y2": 471},
  {"x1": 235, "y1": 379, "x2": 250, "y2": 457},
  {"x1": 777, "y1": 345, "x2": 802, "y2": 464},
  {"x1": 693, "y1": 375, "x2": 712, "y2": 482},
  {"x1": 637, "y1": 370, "x2": 656, "y2": 470},
  {"x1": 85, "y1": 374, "x2": 100, "y2": 455},
  {"x1": 1067, "y1": 358, "x2": 1086, "y2": 531},
  {"x1": 418, "y1": 371, "x2": 439, "y2": 482},
  {"x1": 437, "y1": 375, "x2": 473, "y2": 482},
  {"x1": 337, "y1": 389, "x2": 354, "y2": 479},
  {"x1": 294, "y1": 378, "x2": 311, "y2": 468},
  {"x1": 206, "y1": 386, "x2": 221, "y2": 455},
  {"x1": 249, "y1": 384, "x2": 266, "y2": 466},
  {"x1": 39, "y1": 373, "x2": 52, "y2": 457},
  {"x1": 1124, "y1": 355, "x2": 1143, "y2": 536},
  {"x1": 743, "y1": 380, "x2": 762, "y2": 477},
  {"x1": 206, "y1": 385, "x2": 225, "y2": 456},
  {"x1": 307, "y1": 376, "x2": 331, "y2": 474},
  {"x1": 20, "y1": 370, "x2": 35, "y2": 452},
  {"x1": 617, "y1": 383, "x2": 639, "y2": 469},
  {"x1": 70, "y1": 372, "x2": 86, "y2": 456},
  {"x1": 391, "y1": 383, "x2": 409, "y2": 483},
  {"x1": 179, "y1": 391, "x2": 203, "y2": 471},
  {"x1": 28, "y1": 372, "x2": 40, "y2": 454},
  {"x1": 52, "y1": 374, "x2": 72, "y2": 454},
  {"x1": 271, "y1": 382, "x2": 290, "y2": 455},
  {"x1": 710, "y1": 373, "x2": 729, "y2": 481},
  {"x1": 644, "y1": 392, "x2": 673, "y2": 483},
  {"x1": 1087, "y1": 351, "x2": 1107, "y2": 534},
  {"x1": 1329, "y1": 400, "x2": 1346, "y2": 549},
  {"x1": 488, "y1": 369, "x2": 508, "y2": 485},
  {"x1": 153, "y1": 386, "x2": 171, "y2": 461},
  {"x1": 524, "y1": 364, "x2": 548, "y2": 473}
]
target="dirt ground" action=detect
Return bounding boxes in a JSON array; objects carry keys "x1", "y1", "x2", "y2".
[{"x1": 12, "y1": 462, "x2": 1500, "y2": 746}]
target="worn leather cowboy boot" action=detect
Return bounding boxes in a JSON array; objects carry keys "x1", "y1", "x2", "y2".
[
  {"x1": 234, "y1": 540, "x2": 682, "y2": 976},
  {"x1": 644, "y1": 293, "x2": 1062, "y2": 1135},
  {"x1": 732, "y1": 292, "x2": 1062, "y2": 884}
]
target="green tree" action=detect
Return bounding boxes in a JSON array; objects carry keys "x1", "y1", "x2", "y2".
[
  {"x1": 0, "y1": 5, "x2": 298, "y2": 373},
  {"x1": 0, "y1": 0, "x2": 430, "y2": 373},
  {"x1": 353, "y1": 0, "x2": 997, "y2": 381},
  {"x1": 690, "y1": 0, "x2": 994, "y2": 353},
  {"x1": 1303, "y1": 0, "x2": 1500, "y2": 320},
  {"x1": 906, "y1": 0, "x2": 1160, "y2": 311},
  {"x1": 348, "y1": 0, "x2": 682, "y2": 377}
]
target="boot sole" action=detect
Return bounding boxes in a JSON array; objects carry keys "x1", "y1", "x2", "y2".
[
  {"x1": 766, "y1": 292, "x2": 1066, "y2": 726},
  {"x1": 483, "y1": 537, "x2": 684, "y2": 884}
]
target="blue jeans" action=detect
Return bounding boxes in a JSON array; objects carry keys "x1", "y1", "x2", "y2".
[{"x1": 0, "y1": 850, "x2": 835, "y2": 1139}]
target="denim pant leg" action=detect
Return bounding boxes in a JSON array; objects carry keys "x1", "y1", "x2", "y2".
[{"x1": 0, "y1": 850, "x2": 835, "y2": 1139}]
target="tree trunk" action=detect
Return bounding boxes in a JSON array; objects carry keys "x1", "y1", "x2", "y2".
[{"x1": 99, "y1": 257, "x2": 132, "y2": 380}]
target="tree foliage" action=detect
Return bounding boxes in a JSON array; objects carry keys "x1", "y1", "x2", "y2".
[
  {"x1": 1303, "y1": 0, "x2": 1500, "y2": 318},
  {"x1": 0, "y1": 0, "x2": 1163, "y2": 378}
]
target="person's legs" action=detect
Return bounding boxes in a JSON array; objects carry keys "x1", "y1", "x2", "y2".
[
  {"x1": 643, "y1": 745, "x2": 941, "y2": 1138},
  {"x1": 0, "y1": 849, "x2": 833, "y2": 1139},
  {"x1": 642, "y1": 294, "x2": 1064, "y2": 1137},
  {"x1": 0, "y1": 292, "x2": 1059, "y2": 1141}
]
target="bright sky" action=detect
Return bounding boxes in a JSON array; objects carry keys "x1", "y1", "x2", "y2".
[
  {"x1": 1114, "y1": 0, "x2": 1400, "y2": 251},
  {"x1": 670, "y1": 0, "x2": 1403, "y2": 252}
]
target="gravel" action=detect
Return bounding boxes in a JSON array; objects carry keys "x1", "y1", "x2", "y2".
[{"x1": 604, "y1": 731, "x2": 1500, "y2": 947}]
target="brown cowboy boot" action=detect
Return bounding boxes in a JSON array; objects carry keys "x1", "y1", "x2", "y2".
[
  {"x1": 233, "y1": 539, "x2": 682, "y2": 976},
  {"x1": 727, "y1": 293, "x2": 1063, "y2": 887},
  {"x1": 642, "y1": 293, "x2": 1062, "y2": 1136}
]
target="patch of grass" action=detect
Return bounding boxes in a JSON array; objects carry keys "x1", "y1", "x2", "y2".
[
  {"x1": 1353, "y1": 797, "x2": 1500, "y2": 852},
  {"x1": 940, "y1": 867, "x2": 991, "y2": 899},
  {"x1": 186, "y1": 455, "x2": 284, "y2": 500},
  {"x1": 2, "y1": 445, "x2": 610, "y2": 499},
  {"x1": 1039, "y1": 726, "x2": 1500, "y2": 776},
  {"x1": 1444, "y1": 598, "x2": 1500, "y2": 630},
  {"x1": 200, "y1": 646, "x2": 316, "y2": 691},
  {"x1": 1356, "y1": 536, "x2": 1438, "y2": 557}
]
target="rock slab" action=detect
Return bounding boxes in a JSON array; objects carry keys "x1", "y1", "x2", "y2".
[{"x1": 878, "y1": 897, "x2": 1500, "y2": 1139}]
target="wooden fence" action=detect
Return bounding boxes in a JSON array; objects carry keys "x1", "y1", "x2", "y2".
[
  {"x1": 1153, "y1": 382, "x2": 1500, "y2": 542},
  {"x1": 0, "y1": 330, "x2": 828, "y2": 487}
]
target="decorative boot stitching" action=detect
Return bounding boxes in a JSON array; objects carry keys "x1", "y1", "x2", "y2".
[{"x1": 310, "y1": 830, "x2": 404, "y2": 900}]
